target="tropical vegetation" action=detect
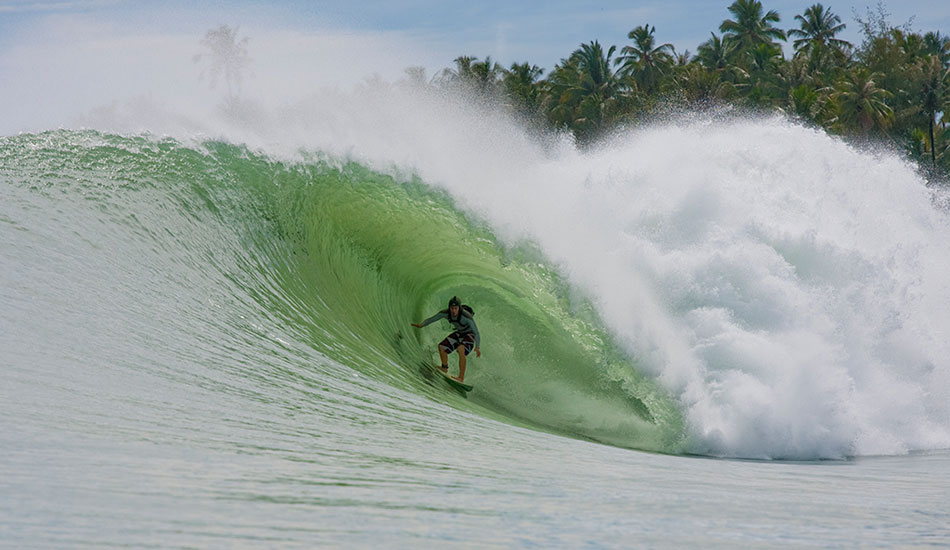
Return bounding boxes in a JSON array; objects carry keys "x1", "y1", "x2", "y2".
[{"x1": 420, "y1": 2, "x2": 950, "y2": 182}]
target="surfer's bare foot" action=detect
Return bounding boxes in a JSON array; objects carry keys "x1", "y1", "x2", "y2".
[
  {"x1": 452, "y1": 376, "x2": 464, "y2": 383},
  {"x1": 439, "y1": 365, "x2": 448, "y2": 373}
]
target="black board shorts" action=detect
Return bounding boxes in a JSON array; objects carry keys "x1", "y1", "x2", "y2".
[{"x1": 439, "y1": 331, "x2": 476, "y2": 354}]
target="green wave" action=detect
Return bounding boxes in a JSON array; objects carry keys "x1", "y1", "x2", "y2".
[{"x1": 2, "y1": 130, "x2": 686, "y2": 453}]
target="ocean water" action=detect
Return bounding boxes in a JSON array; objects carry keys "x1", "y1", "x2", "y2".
[
  {"x1": 2, "y1": 123, "x2": 949, "y2": 548},
  {"x1": 3, "y1": 25, "x2": 950, "y2": 547}
]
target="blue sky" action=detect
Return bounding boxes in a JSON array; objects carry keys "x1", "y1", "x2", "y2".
[{"x1": 2, "y1": 0, "x2": 949, "y2": 72}]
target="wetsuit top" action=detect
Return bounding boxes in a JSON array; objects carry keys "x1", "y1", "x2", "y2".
[{"x1": 420, "y1": 310, "x2": 480, "y2": 348}]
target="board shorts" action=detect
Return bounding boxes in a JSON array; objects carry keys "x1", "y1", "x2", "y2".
[{"x1": 439, "y1": 331, "x2": 476, "y2": 355}]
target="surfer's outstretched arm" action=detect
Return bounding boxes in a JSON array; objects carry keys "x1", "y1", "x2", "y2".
[{"x1": 412, "y1": 311, "x2": 446, "y2": 328}]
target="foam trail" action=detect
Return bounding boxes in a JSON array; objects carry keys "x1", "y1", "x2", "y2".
[{"x1": 6, "y1": 20, "x2": 950, "y2": 459}]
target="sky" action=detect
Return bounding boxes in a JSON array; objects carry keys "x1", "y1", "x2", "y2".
[
  {"x1": 2, "y1": 0, "x2": 950, "y2": 71},
  {"x1": 1, "y1": 0, "x2": 949, "y2": 134}
]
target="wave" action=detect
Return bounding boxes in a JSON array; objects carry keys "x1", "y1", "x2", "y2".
[
  {"x1": 0, "y1": 130, "x2": 685, "y2": 453},
  {"x1": 5, "y1": 89, "x2": 950, "y2": 459}
]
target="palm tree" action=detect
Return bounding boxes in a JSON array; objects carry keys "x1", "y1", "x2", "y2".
[
  {"x1": 923, "y1": 32, "x2": 950, "y2": 66},
  {"x1": 503, "y1": 62, "x2": 545, "y2": 116},
  {"x1": 788, "y1": 4, "x2": 851, "y2": 55},
  {"x1": 746, "y1": 42, "x2": 784, "y2": 74},
  {"x1": 740, "y1": 42, "x2": 785, "y2": 105},
  {"x1": 573, "y1": 41, "x2": 619, "y2": 94},
  {"x1": 471, "y1": 57, "x2": 503, "y2": 94},
  {"x1": 830, "y1": 69, "x2": 893, "y2": 135},
  {"x1": 909, "y1": 126, "x2": 950, "y2": 173},
  {"x1": 675, "y1": 63, "x2": 737, "y2": 103},
  {"x1": 445, "y1": 56, "x2": 502, "y2": 96},
  {"x1": 615, "y1": 24, "x2": 675, "y2": 94},
  {"x1": 696, "y1": 33, "x2": 738, "y2": 70},
  {"x1": 402, "y1": 66, "x2": 431, "y2": 88},
  {"x1": 719, "y1": 0, "x2": 787, "y2": 52},
  {"x1": 450, "y1": 56, "x2": 477, "y2": 77},
  {"x1": 919, "y1": 55, "x2": 949, "y2": 168},
  {"x1": 787, "y1": 83, "x2": 830, "y2": 123},
  {"x1": 688, "y1": 33, "x2": 744, "y2": 103},
  {"x1": 194, "y1": 25, "x2": 251, "y2": 104},
  {"x1": 545, "y1": 41, "x2": 626, "y2": 145}
]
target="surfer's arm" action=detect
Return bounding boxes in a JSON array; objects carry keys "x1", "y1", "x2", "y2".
[
  {"x1": 413, "y1": 312, "x2": 446, "y2": 328},
  {"x1": 467, "y1": 317, "x2": 481, "y2": 349}
]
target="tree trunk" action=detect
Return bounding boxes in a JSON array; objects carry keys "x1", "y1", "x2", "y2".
[{"x1": 930, "y1": 114, "x2": 937, "y2": 170}]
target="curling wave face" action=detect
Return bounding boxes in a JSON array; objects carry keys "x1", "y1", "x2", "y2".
[
  {"x1": 0, "y1": 130, "x2": 685, "y2": 454},
  {"x1": 5, "y1": 100, "x2": 950, "y2": 459}
]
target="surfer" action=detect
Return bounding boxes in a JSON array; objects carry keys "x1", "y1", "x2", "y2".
[{"x1": 412, "y1": 296, "x2": 481, "y2": 383}]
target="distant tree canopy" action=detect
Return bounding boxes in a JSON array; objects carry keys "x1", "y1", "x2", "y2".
[{"x1": 415, "y1": 1, "x2": 950, "y2": 180}]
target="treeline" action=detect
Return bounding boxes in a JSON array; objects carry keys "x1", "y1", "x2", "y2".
[{"x1": 412, "y1": 1, "x2": 950, "y2": 181}]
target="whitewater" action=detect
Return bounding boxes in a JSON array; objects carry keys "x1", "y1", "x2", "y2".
[{"x1": 2, "y1": 18, "x2": 950, "y2": 549}]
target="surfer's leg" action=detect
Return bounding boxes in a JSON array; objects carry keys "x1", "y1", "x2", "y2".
[
  {"x1": 438, "y1": 346, "x2": 449, "y2": 372},
  {"x1": 456, "y1": 345, "x2": 467, "y2": 382},
  {"x1": 438, "y1": 333, "x2": 459, "y2": 372}
]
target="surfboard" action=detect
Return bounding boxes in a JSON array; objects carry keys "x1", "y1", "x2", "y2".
[
  {"x1": 420, "y1": 363, "x2": 473, "y2": 393},
  {"x1": 442, "y1": 373, "x2": 473, "y2": 393}
]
